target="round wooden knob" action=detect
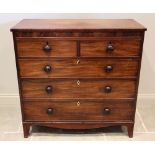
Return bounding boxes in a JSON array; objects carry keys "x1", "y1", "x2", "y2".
[
  {"x1": 107, "y1": 43, "x2": 114, "y2": 53},
  {"x1": 45, "y1": 86, "x2": 53, "y2": 93},
  {"x1": 44, "y1": 65, "x2": 51, "y2": 73},
  {"x1": 43, "y1": 43, "x2": 52, "y2": 52},
  {"x1": 46, "y1": 108, "x2": 53, "y2": 115},
  {"x1": 105, "y1": 86, "x2": 112, "y2": 93},
  {"x1": 103, "y1": 108, "x2": 111, "y2": 115},
  {"x1": 105, "y1": 65, "x2": 113, "y2": 72}
]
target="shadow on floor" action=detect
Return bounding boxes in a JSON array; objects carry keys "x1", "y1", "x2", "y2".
[{"x1": 31, "y1": 125, "x2": 127, "y2": 135}]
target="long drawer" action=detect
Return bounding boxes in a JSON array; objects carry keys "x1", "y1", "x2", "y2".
[
  {"x1": 23, "y1": 100, "x2": 135, "y2": 121},
  {"x1": 19, "y1": 58, "x2": 139, "y2": 78},
  {"x1": 21, "y1": 79, "x2": 136, "y2": 99}
]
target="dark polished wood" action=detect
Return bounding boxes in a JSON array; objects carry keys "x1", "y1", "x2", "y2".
[
  {"x1": 16, "y1": 39, "x2": 77, "y2": 57},
  {"x1": 80, "y1": 39, "x2": 141, "y2": 57},
  {"x1": 23, "y1": 123, "x2": 31, "y2": 138},
  {"x1": 18, "y1": 58, "x2": 139, "y2": 78},
  {"x1": 23, "y1": 100, "x2": 134, "y2": 121},
  {"x1": 11, "y1": 19, "x2": 146, "y2": 138},
  {"x1": 21, "y1": 79, "x2": 136, "y2": 99},
  {"x1": 11, "y1": 19, "x2": 146, "y2": 31},
  {"x1": 14, "y1": 31, "x2": 144, "y2": 38}
]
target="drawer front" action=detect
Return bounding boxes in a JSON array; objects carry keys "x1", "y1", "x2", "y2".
[
  {"x1": 23, "y1": 100, "x2": 134, "y2": 121},
  {"x1": 21, "y1": 79, "x2": 136, "y2": 99},
  {"x1": 16, "y1": 38, "x2": 77, "y2": 57},
  {"x1": 80, "y1": 40, "x2": 141, "y2": 57},
  {"x1": 19, "y1": 59, "x2": 139, "y2": 78}
]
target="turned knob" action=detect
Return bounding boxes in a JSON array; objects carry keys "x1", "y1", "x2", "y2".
[
  {"x1": 105, "y1": 65, "x2": 113, "y2": 72},
  {"x1": 107, "y1": 42, "x2": 114, "y2": 53},
  {"x1": 45, "y1": 86, "x2": 53, "y2": 94},
  {"x1": 103, "y1": 108, "x2": 111, "y2": 115},
  {"x1": 44, "y1": 65, "x2": 51, "y2": 73},
  {"x1": 46, "y1": 108, "x2": 53, "y2": 115},
  {"x1": 43, "y1": 42, "x2": 52, "y2": 52},
  {"x1": 105, "y1": 86, "x2": 112, "y2": 93}
]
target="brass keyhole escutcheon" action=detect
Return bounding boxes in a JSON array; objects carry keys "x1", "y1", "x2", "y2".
[
  {"x1": 77, "y1": 101, "x2": 80, "y2": 106},
  {"x1": 77, "y1": 80, "x2": 80, "y2": 86}
]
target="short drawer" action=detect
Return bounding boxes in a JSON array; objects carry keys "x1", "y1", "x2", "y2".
[
  {"x1": 80, "y1": 39, "x2": 141, "y2": 57},
  {"x1": 16, "y1": 38, "x2": 77, "y2": 57},
  {"x1": 19, "y1": 58, "x2": 139, "y2": 78},
  {"x1": 23, "y1": 100, "x2": 135, "y2": 121},
  {"x1": 21, "y1": 79, "x2": 136, "y2": 99}
]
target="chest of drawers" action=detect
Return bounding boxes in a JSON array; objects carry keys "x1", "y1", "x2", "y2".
[{"x1": 11, "y1": 19, "x2": 146, "y2": 138}]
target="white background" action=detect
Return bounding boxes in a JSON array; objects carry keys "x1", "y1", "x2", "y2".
[{"x1": 0, "y1": 0, "x2": 155, "y2": 154}]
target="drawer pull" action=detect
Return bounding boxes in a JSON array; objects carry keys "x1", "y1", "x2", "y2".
[
  {"x1": 77, "y1": 101, "x2": 80, "y2": 106},
  {"x1": 106, "y1": 42, "x2": 114, "y2": 53},
  {"x1": 44, "y1": 65, "x2": 51, "y2": 73},
  {"x1": 43, "y1": 42, "x2": 52, "y2": 52},
  {"x1": 77, "y1": 80, "x2": 80, "y2": 86},
  {"x1": 105, "y1": 86, "x2": 112, "y2": 93},
  {"x1": 105, "y1": 65, "x2": 113, "y2": 72},
  {"x1": 46, "y1": 108, "x2": 53, "y2": 115},
  {"x1": 45, "y1": 86, "x2": 53, "y2": 94},
  {"x1": 76, "y1": 59, "x2": 80, "y2": 64},
  {"x1": 103, "y1": 108, "x2": 111, "y2": 115}
]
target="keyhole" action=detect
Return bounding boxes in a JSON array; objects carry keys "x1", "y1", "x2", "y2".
[
  {"x1": 77, "y1": 80, "x2": 80, "y2": 86},
  {"x1": 77, "y1": 101, "x2": 80, "y2": 106}
]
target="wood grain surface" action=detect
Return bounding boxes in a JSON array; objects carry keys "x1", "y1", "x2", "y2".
[
  {"x1": 81, "y1": 39, "x2": 141, "y2": 57},
  {"x1": 11, "y1": 19, "x2": 146, "y2": 138},
  {"x1": 11, "y1": 19, "x2": 146, "y2": 31},
  {"x1": 23, "y1": 100, "x2": 134, "y2": 121},
  {"x1": 17, "y1": 38, "x2": 77, "y2": 57},
  {"x1": 21, "y1": 79, "x2": 136, "y2": 99},
  {"x1": 19, "y1": 58, "x2": 139, "y2": 78}
]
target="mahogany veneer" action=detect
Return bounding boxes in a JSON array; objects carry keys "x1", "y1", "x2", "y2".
[{"x1": 11, "y1": 19, "x2": 146, "y2": 138}]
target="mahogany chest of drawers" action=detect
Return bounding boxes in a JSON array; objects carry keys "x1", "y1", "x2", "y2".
[{"x1": 11, "y1": 19, "x2": 146, "y2": 138}]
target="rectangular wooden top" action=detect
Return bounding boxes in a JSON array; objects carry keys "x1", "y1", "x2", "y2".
[{"x1": 11, "y1": 19, "x2": 146, "y2": 31}]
